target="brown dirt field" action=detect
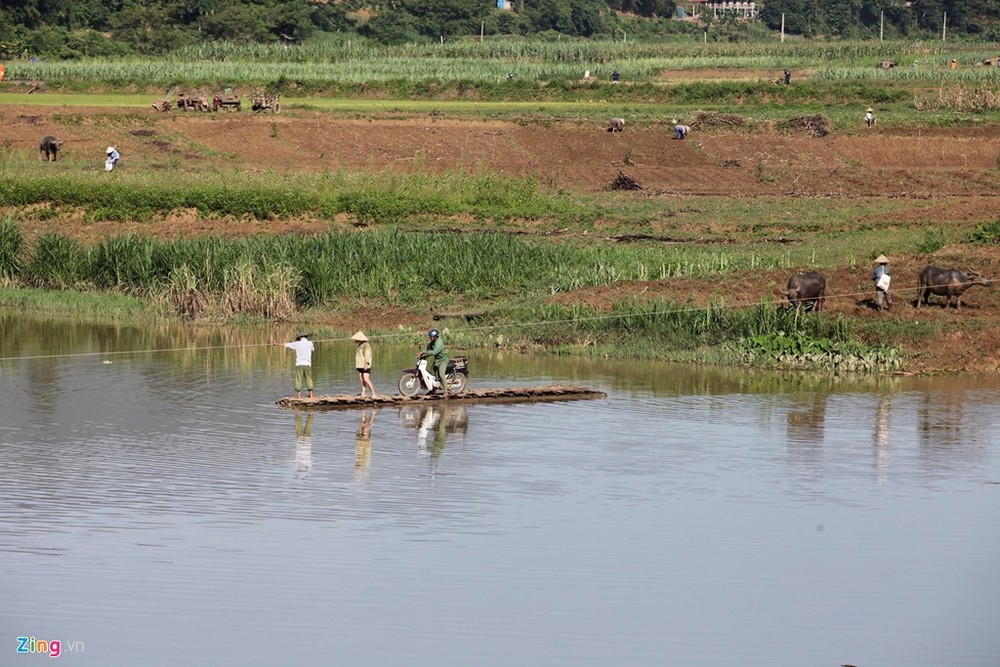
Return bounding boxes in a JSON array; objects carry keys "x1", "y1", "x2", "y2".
[{"x1": 3, "y1": 103, "x2": 1000, "y2": 372}]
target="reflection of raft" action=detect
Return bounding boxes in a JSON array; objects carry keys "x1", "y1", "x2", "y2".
[{"x1": 277, "y1": 385, "x2": 606, "y2": 410}]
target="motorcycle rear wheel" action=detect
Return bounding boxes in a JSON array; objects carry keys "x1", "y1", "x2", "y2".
[
  {"x1": 398, "y1": 372, "x2": 422, "y2": 397},
  {"x1": 446, "y1": 372, "x2": 468, "y2": 395}
]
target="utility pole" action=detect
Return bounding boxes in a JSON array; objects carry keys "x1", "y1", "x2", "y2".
[
  {"x1": 880, "y1": 11, "x2": 884, "y2": 41},
  {"x1": 780, "y1": 13, "x2": 785, "y2": 43},
  {"x1": 942, "y1": 12, "x2": 947, "y2": 41}
]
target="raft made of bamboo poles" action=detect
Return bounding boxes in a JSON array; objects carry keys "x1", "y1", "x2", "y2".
[{"x1": 277, "y1": 385, "x2": 606, "y2": 410}]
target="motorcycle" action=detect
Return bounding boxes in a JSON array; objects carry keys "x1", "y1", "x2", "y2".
[{"x1": 398, "y1": 355, "x2": 469, "y2": 397}]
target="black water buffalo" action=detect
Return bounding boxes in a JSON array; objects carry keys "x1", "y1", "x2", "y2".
[
  {"x1": 39, "y1": 135, "x2": 63, "y2": 161},
  {"x1": 916, "y1": 265, "x2": 993, "y2": 310},
  {"x1": 786, "y1": 271, "x2": 827, "y2": 311}
]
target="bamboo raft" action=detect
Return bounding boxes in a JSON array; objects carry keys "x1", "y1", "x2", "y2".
[{"x1": 277, "y1": 385, "x2": 606, "y2": 410}]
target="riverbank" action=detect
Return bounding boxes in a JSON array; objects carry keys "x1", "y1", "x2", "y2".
[{"x1": 1, "y1": 100, "x2": 998, "y2": 374}]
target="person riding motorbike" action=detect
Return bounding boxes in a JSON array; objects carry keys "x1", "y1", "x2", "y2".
[{"x1": 419, "y1": 329, "x2": 450, "y2": 395}]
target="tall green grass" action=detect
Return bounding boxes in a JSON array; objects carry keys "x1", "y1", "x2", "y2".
[
  {"x1": 0, "y1": 224, "x2": 793, "y2": 312},
  {"x1": 0, "y1": 217, "x2": 25, "y2": 282}
]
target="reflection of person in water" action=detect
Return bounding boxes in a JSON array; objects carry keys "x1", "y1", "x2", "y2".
[
  {"x1": 873, "y1": 394, "x2": 892, "y2": 482},
  {"x1": 416, "y1": 406, "x2": 447, "y2": 456},
  {"x1": 355, "y1": 409, "x2": 375, "y2": 483},
  {"x1": 406, "y1": 404, "x2": 469, "y2": 458},
  {"x1": 294, "y1": 410, "x2": 314, "y2": 476}
]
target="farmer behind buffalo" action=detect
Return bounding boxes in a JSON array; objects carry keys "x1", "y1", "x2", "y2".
[{"x1": 39, "y1": 135, "x2": 63, "y2": 161}]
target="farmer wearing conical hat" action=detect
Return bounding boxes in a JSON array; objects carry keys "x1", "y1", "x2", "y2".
[
  {"x1": 352, "y1": 331, "x2": 378, "y2": 399},
  {"x1": 865, "y1": 107, "x2": 877, "y2": 128},
  {"x1": 872, "y1": 254, "x2": 892, "y2": 312}
]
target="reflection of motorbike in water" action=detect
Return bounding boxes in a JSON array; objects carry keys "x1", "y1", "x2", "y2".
[
  {"x1": 399, "y1": 404, "x2": 469, "y2": 456},
  {"x1": 398, "y1": 356, "x2": 469, "y2": 397}
]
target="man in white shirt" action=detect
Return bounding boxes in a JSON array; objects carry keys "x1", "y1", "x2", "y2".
[{"x1": 275, "y1": 333, "x2": 315, "y2": 398}]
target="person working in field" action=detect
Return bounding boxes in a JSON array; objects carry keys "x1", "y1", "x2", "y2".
[
  {"x1": 872, "y1": 255, "x2": 892, "y2": 312},
  {"x1": 420, "y1": 329, "x2": 450, "y2": 396},
  {"x1": 275, "y1": 333, "x2": 315, "y2": 399},
  {"x1": 864, "y1": 107, "x2": 877, "y2": 128},
  {"x1": 352, "y1": 330, "x2": 378, "y2": 399},
  {"x1": 672, "y1": 119, "x2": 690, "y2": 140},
  {"x1": 105, "y1": 146, "x2": 120, "y2": 171}
]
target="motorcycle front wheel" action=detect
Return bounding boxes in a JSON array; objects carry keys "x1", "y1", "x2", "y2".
[
  {"x1": 398, "y1": 372, "x2": 422, "y2": 397},
  {"x1": 446, "y1": 372, "x2": 468, "y2": 395}
]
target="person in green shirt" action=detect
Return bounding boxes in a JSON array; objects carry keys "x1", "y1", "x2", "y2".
[{"x1": 419, "y1": 329, "x2": 450, "y2": 396}]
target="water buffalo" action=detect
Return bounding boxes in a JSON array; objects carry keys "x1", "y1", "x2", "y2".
[
  {"x1": 786, "y1": 271, "x2": 827, "y2": 311},
  {"x1": 916, "y1": 266, "x2": 992, "y2": 310},
  {"x1": 39, "y1": 135, "x2": 63, "y2": 161}
]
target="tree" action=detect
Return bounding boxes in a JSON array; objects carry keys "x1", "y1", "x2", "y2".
[
  {"x1": 403, "y1": 0, "x2": 491, "y2": 38},
  {"x1": 198, "y1": 3, "x2": 273, "y2": 42},
  {"x1": 358, "y1": 11, "x2": 421, "y2": 44},
  {"x1": 824, "y1": 0, "x2": 862, "y2": 36},
  {"x1": 760, "y1": 0, "x2": 815, "y2": 35}
]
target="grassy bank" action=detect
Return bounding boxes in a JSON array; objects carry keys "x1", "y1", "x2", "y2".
[
  {"x1": 0, "y1": 215, "x2": 914, "y2": 372},
  {"x1": 0, "y1": 218, "x2": 796, "y2": 306}
]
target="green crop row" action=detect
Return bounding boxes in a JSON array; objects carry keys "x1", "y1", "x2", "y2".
[
  {"x1": 4, "y1": 38, "x2": 997, "y2": 89},
  {"x1": 0, "y1": 168, "x2": 573, "y2": 223},
  {"x1": 169, "y1": 38, "x2": 969, "y2": 65}
]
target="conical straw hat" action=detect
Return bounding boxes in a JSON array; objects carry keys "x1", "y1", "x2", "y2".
[
  {"x1": 873, "y1": 254, "x2": 889, "y2": 264},
  {"x1": 351, "y1": 331, "x2": 368, "y2": 342}
]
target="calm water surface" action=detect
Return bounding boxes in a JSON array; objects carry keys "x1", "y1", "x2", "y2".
[{"x1": 1, "y1": 316, "x2": 999, "y2": 666}]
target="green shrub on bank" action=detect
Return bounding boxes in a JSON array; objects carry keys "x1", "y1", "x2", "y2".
[
  {"x1": 449, "y1": 299, "x2": 899, "y2": 371},
  {"x1": 733, "y1": 331, "x2": 902, "y2": 372},
  {"x1": 27, "y1": 233, "x2": 84, "y2": 289},
  {"x1": 0, "y1": 218, "x2": 25, "y2": 282}
]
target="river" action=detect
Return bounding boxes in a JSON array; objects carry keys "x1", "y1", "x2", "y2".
[{"x1": 1, "y1": 314, "x2": 998, "y2": 666}]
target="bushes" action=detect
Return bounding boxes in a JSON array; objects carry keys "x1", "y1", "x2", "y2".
[
  {"x1": 27, "y1": 234, "x2": 83, "y2": 289},
  {"x1": 472, "y1": 299, "x2": 900, "y2": 372},
  {"x1": 967, "y1": 221, "x2": 1000, "y2": 245},
  {"x1": 733, "y1": 331, "x2": 902, "y2": 372},
  {"x1": 0, "y1": 217, "x2": 25, "y2": 283}
]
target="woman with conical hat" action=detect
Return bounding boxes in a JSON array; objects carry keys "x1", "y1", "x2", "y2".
[
  {"x1": 872, "y1": 254, "x2": 892, "y2": 311},
  {"x1": 352, "y1": 331, "x2": 378, "y2": 399}
]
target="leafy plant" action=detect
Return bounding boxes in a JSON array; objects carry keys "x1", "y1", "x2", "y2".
[
  {"x1": 967, "y1": 221, "x2": 1000, "y2": 245},
  {"x1": 916, "y1": 229, "x2": 946, "y2": 254}
]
